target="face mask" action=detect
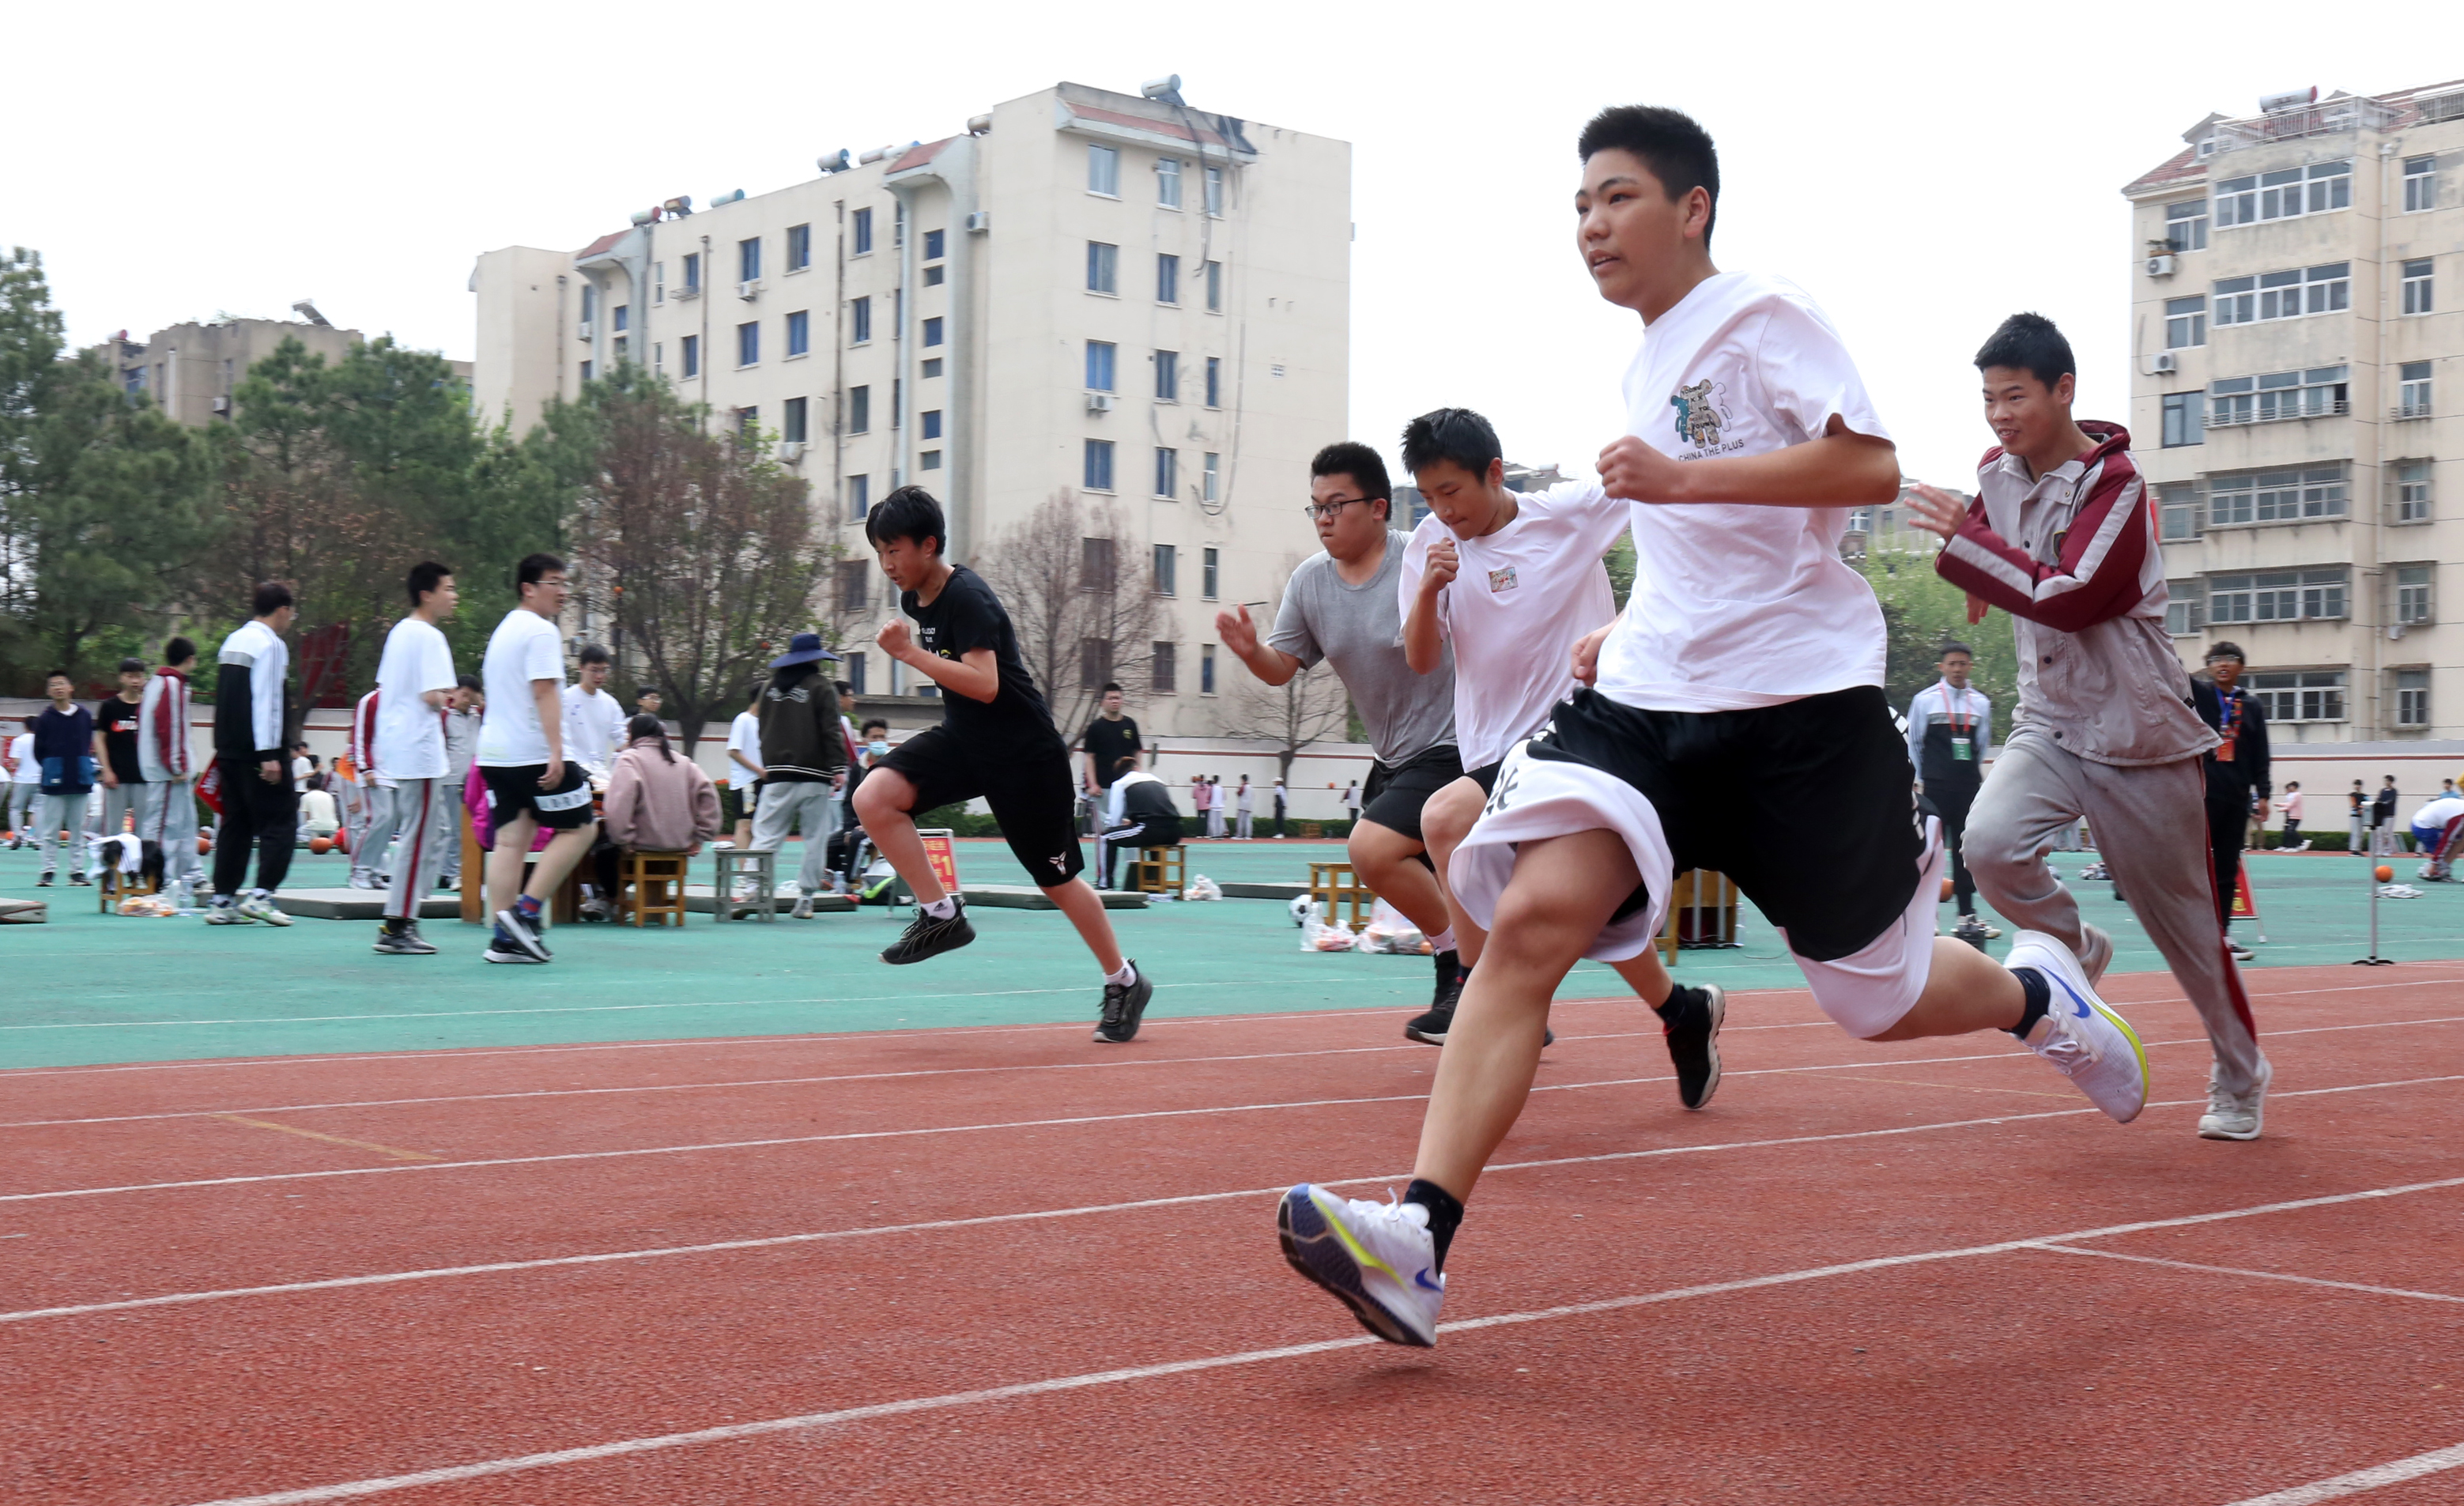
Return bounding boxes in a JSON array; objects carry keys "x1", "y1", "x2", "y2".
[{"x1": 869, "y1": 740, "x2": 889, "y2": 756}]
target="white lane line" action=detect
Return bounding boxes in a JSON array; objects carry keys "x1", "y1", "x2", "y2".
[
  {"x1": 2221, "y1": 1441, "x2": 2464, "y2": 1505},
  {"x1": 14, "y1": 1073, "x2": 2460, "y2": 1326},
  {"x1": 2025, "y1": 1244, "x2": 2464, "y2": 1305},
  {"x1": 166, "y1": 1172, "x2": 2464, "y2": 1506}
]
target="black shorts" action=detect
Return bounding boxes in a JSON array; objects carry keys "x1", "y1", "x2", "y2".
[
  {"x1": 1466, "y1": 760, "x2": 1504, "y2": 796},
  {"x1": 1530, "y1": 686, "x2": 1921, "y2": 961},
  {"x1": 1359, "y1": 745, "x2": 1465, "y2": 844},
  {"x1": 877, "y1": 724, "x2": 1085, "y2": 888},
  {"x1": 481, "y1": 761, "x2": 596, "y2": 831}
]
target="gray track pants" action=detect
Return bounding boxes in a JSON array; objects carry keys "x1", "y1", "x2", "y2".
[{"x1": 1966, "y1": 727, "x2": 2266, "y2": 1096}]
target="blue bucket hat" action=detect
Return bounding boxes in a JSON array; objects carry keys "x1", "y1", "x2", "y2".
[{"x1": 769, "y1": 631, "x2": 840, "y2": 669}]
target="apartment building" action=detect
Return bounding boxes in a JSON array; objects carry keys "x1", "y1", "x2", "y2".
[
  {"x1": 105, "y1": 308, "x2": 364, "y2": 426},
  {"x1": 2126, "y1": 80, "x2": 2462, "y2": 742},
  {"x1": 470, "y1": 78, "x2": 1350, "y2": 736}
]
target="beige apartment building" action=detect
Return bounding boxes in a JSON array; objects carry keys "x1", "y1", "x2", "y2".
[
  {"x1": 2125, "y1": 80, "x2": 2462, "y2": 742},
  {"x1": 470, "y1": 79, "x2": 1349, "y2": 737},
  {"x1": 106, "y1": 307, "x2": 365, "y2": 426}
]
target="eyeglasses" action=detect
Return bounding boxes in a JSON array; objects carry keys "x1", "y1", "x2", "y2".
[{"x1": 1300, "y1": 496, "x2": 1374, "y2": 522}]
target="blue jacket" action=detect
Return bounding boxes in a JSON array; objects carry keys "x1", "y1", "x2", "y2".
[{"x1": 33, "y1": 704, "x2": 96, "y2": 795}]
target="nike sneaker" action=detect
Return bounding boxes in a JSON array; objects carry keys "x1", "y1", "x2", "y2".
[
  {"x1": 1277, "y1": 1185, "x2": 1443, "y2": 1347},
  {"x1": 2006, "y1": 930, "x2": 2148, "y2": 1123}
]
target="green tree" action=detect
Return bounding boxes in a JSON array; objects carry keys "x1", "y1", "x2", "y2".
[{"x1": 1855, "y1": 547, "x2": 2019, "y2": 715}]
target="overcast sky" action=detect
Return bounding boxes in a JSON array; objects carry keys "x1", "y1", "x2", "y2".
[{"x1": 17, "y1": 2, "x2": 2454, "y2": 488}]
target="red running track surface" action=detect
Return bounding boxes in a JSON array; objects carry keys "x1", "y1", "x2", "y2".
[{"x1": 5, "y1": 964, "x2": 2464, "y2": 1505}]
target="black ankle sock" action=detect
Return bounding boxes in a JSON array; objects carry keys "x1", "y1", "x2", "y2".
[
  {"x1": 1651, "y1": 984, "x2": 1696, "y2": 1021},
  {"x1": 1433, "y1": 948, "x2": 1459, "y2": 979},
  {"x1": 2006, "y1": 968, "x2": 2051, "y2": 1039},
  {"x1": 1404, "y1": 1179, "x2": 1465, "y2": 1273}
]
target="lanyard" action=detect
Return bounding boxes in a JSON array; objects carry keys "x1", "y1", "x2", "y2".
[{"x1": 1937, "y1": 684, "x2": 1973, "y2": 737}]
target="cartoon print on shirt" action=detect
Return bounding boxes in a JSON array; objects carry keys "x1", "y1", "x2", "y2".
[{"x1": 1670, "y1": 378, "x2": 1730, "y2": 451}]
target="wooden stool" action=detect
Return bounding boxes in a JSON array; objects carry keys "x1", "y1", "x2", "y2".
[
  {"x1": 713, "y1": 847, "x2": 776, "y2": 922},
  {"x1": 1658, "y1": 869, "x2": 1740, "y2": 962},
  {"x1": 100, "y1": 868, "x2": 159, "y2": 912},
  {"x1": 621, "y1": 850, "x2": 689, "y2": 927},
  {"x1": 1307, "y1": 859, "x2": 1374, "y2": 934},
  {"x1": 1131, "y1": 844, "x2": 1186, "y2": 898}
]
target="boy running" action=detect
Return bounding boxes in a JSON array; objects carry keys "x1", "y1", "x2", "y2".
[
  {"x1": 475, "y1": 553, "x2": 599, "y2": 964},
  {"x1": 371, "y1": 562, "x2": 461, "y2": 955},
  {"x1": 206, "y1": 584, "x2": 299, "y2": 924},
  {"x1": 1277, "y1": 108, "x2": 2149, "y2": 1349},
  {"x1": 1398, "y1": 406, "x2": 1720, "y2": 1099},
  {"x1": 1914, "y1": 314, "x2": 2268, "y2": 1140},
  {"x1": 849, "y1": 486, "x2": 1156, "y2": 1043}
]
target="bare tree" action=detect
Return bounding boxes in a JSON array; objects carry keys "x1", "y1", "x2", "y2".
[
  {"x1": 974, "y1": 487, "x2": 1159, "y2": 737},
  {"x1": 1214, "y1": 554, "x2": 1354, "y2": 782}
]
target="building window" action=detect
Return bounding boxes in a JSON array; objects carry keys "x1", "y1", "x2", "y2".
[
  {"x1": 846, "y1": 651, "x2": 867, "y2": 695},
  {"x1": 921, "y1": 409, "x2": 941, "y2": 440},
  {"x1": 783, "y1": 396, "x2": 808, "y2": 443},
  {"x1": 654, "y1": 262, "x2": 665, "y2": 304},
  {"x1": 2160, "y1": 391, "x2": 2203, "y2": 447},
  {"x1": 1081, "y1": 536, "x2": 1117, "y2": 591},
  {"x1": 921, "y1": 450, "x2": 941, "y2": 470},
  {"x1": 2208, "y1": 368, "x2": 2347, "y2": 426},
  {"x1": 737, "y1": 321, "x2": 759, "y2": 367},
  {"x1": 581, "y1": 284, "x2": 598, "y2": 323},
  {"x1": 2212, "y1": 275, "x2": 2254, "y2": 326},
  {"x1": 2209, "y1": 568, "x2": 2349, "y2": 625},
  {"x1": 1087, "y1": 241, "x2": 1118, "y2": 294},
  {"x1": 613, "y1": 336, "x2": 628, "y2": 361},
  {"x1": 921, "y1": 357, "x2": 942, "y2": 379},
  {"x1": 1153, "y1": 542, "x2": 1177, "y2": 595},
  {"x1": 1202, "y1": 453, "x2": 1220, "y2": 505},
  {"x1": 2164, "y1": 580, "x2": 2202, "y2": 637},
  {"x1": 2164, "y1": 198, "x2": 2208, "y2": 251},
  {"x1": 2157, "y1": 481, "x2": 2200, "y2": 541},
  {"x1": 893, "y1": 201, "x2": 904, "y2": 249},
  {"x1": 1205, "y1": 357, "x2": 1221, "y2": 409},
  {"x1": 786, "y1": 310, "x2": 809, "y2": 357},
  {"x1": 2206, "y1": 466, "x2": 2347, "y2": 525},
  {"x1": 1154, "y1": 349, "x2": 1179, "y2": 402},
  {"x1": 734, "y1": 405, "x2": 758, "y2": 436},
  {"x1": 681, "y1": 252, "x2": 701, "y2": 292},
  {"x1": 1084, "y1": 439, "x2": 1115, "y2": 492},
  {"x1": 924, "y1": 265, "x2": 945, "y2": 287},
  {"x1": 850, "y1": 296, "x2": 871, "y2": 345},
  {"x1": 2396, "y1": 458, "x2": 2433, "y2": 523},
  {"x1": 738, "y1": 237, "x2": 761, "y2": 283},
  {"x1": 1157, "y1": 156, "x2": 1183, "y2": 208},
  {"x1": 848, "y1": 473, "x2": 870, "y2": 522},
  {"x1": 2399, "y1": 361, "x2": 2432, "y2": 419},
  {"x1": 853, "y1": 207, "x2": 874, "y2": 255},
  {"x1": 923, "y1": 228, "x2": 945, "y2": 262},
  {"x1": 1154, "y1": 447, "x2": 1178, "y2": 498},
  {"x1": 2404, "y1": 156, "x2": 2437, "y2": 213},
  {"x1": 1088, "y1": 144, "x2": 1120, "y2": 196},
  {"x1": 892, "y1": 377, "x2": 902, "y2": 428},
  {"x1": 1152, "y1": 642, "x2": 1177, "y2": 695},
  {"x1": 787, "y1": 224, "x2": 811, "y2": 271},
  {"x1": 1201, "y1": 643, "x2": 1217, "y2": 695},
  {"x1": 1085, "y1": 340, "x2": 1116, "y2": 392},
  {"x1": 2397, "y1": 565, "x2": 2435, "y2": 626},
  {"x1": 2402, "y1": 259, "x2": 2434, "y2": 316},
  {"x1": 2216, "y1": 160, "x2": 2349, "y2": 228},
  {"x1": 1157, "y1": 253, "x2": 1179, "y2": 305},
  {"x1": 653, "y1": 342, "x2": 663, "y2": 376},
  {"x1": 1080, "y1": 637, "x2": 1113, "y2": 689},
  {"x1": 1202, "y1": 545, "x2": 1220, "y2": 600},
  {"x1": 2164, "y1": 296, "x2": 2206, "y2": 349},
  {"x1": 837, "y1": 558, "x2": 870, "y2": 613},
  {"x1": 923, "y1": 316, "x2": 943, "y2": 348},
  {"x1": 2396, "y1": 669, "x2": 2430, "y2": 728},
  {"x1": 848, "y1": 385, "x2": 870, "y2": 434},
  {"x1": 613, "y1": 304, "x2": 628, "y2": 334},
  {"x1": 579, "y1": 359, "x2": 594, "y2": 383},
  {"x1": 1205, "y1": 259, "x2": 1223, "y2": 312},
  {"x1": 1203, "y1": 164, "x2": 1224, "y2": 215},
  {"x1": 2248, "y1": 670, "x2": 2347, "y2": 725},
  {"x1": 680, "y1": 334, "x2": 698, "y2": 377}
]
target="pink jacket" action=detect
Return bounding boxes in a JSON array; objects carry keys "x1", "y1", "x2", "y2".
[{"x1": 602, "y1": 738, "x2": 722, "y2": 855}]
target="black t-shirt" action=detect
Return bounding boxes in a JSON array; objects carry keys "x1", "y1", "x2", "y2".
[
  {"x1": 1083, "y1": 715, "x2": 1142, "y2": 787},
  {"x1": 96, "y1": 696, "x2": 145, "y2": 783},
  {"x1": 904, "y1": 565, "x2": 1060, "y2": 746}
]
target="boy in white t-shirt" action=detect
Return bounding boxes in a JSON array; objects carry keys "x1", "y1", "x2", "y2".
[
  {"x1": 474, "y1": 553, "x2": 599, "y2": 964},
  {"x1": 726, "y1": 692, "x2": 764, "y2": 849},
  {"x1": 1277, "y1": 106, "x2": 2152, "y2": 1349},
  {"x1": 561, "y1": 644, "x2": 626, "y2": 779},
  {"x1": 370, "y1": 562, "x2": 462, "y2": 954},
  {"x1": 1397, "y1": 406, "x2": 1724, "y2": 1106}
]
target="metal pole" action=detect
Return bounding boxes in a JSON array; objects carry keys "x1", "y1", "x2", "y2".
[{"x1": 2356, "y1": 825, "x2": 2391, "y2": 965}]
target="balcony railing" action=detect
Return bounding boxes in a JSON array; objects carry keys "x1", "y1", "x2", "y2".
[
  {"x1": 2391, "y1": 402, "x2": 2432, "y2": 421},
  {"x1": 2209, "y1": 98, "x2": 2399, "y2": 153},
  {"x1": 2206, "y1": 399, "x2": 2349, "y2": 428}
]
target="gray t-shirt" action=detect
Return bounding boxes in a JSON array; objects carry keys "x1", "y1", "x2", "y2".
[{"x1": 1268, "y1": 529, "x2": 1457, "y2": 766}]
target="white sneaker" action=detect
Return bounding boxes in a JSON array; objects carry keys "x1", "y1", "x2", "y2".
[
  {"x1": 790, "y1": 896, "x2": 814, "y2": 919},
  {"x1": 202, "y1": 900, "x2": 253, "y2": 925},
  {"x1": 236, "y1": 893, "x2": 292, "y2": 927},
  {"x1": 2006, "y1": 930, "x2": 2148, "y2": 1124},
  {"x1": 2198, "y1": 1057, "x2": 2272, "y2": 1142},
  {"x1": 1277, "y1": 1184, "x2": 1443, "y2": 1347},
  {"x1": 2077, "y1": 923, "x2": 2114, "y2": 987},
  {"x1": 2227, "y1": 938, "x2": 2254, "y2": 962}
]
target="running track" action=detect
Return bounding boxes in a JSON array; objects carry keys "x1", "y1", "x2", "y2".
[{"x1": 5, "y1": 964, "x2": 2463, "y2": 1504}]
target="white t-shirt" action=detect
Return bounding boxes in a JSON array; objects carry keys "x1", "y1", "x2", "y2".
[
  {"x1": 1401, "y1": 481, "x2": 1627, "y2": 768},
  {"x1": 8, "y1": 733, "x2": 36, "y2": 784},
  {"x1": 477, "y1": 608, "x2": 568, "y2": 767},
  {"x1": 726, "y1": 709, "x2": 763, "y2": 773},
  {"x1": 375, "y1": 617, "x2": 457, "y2": 781},
  {"x1": 2413, "y1": 795, "x2": 2464, "y2": 831},
  {"x1": 1592, "y1": 271, "x2": 1893, "y2": 712},
  {"x1": 560, "y1": 685, "x2": 625, "y2": 774}
]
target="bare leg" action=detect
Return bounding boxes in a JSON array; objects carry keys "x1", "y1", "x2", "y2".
[
  {"x1": 525, "y1": 824, "x2": 599, "y2": 903},
  {"x1": 1412, "y1": 829, "x2": 1636, "y2": 1200},
  {"x1": 485, "y1": 812, "x2": 538, "y2": 920},
  {"x1": 852, "y1": 769, "x2": 941, "y2": 903},
  {"x1": 1044, "y1": 877, "x2": 1127, "y2": 976},
  {"x1": 1349, "y1": 817, "x2": 1449, "y2": 938},
  {"x1": 1866, "y1": 938, "x2": 2024, "y2": 1041},
  {"x1": 1608, "y1": 949, "x2": 1676, "y2": 1009},
  {"x1": 1420, "y1": 777, "x2": 1487, "y2": 962}
]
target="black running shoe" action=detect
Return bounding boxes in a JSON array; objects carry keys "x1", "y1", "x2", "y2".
[
  {"x1": 881, "y1": 901, "x2": 975, "y2": 965},
  {"x1": 1660, "y1": 983, "x2": 1725, "y2": 1111},
  {"x1": 493, "y1": 908, "x2": 553, "y2": 962},
  {"x1": 372, "y1": 923, "x2": 437, "y2": 956},
  {"x1": 1093, "y1": 961, "x2": 1153, "y2": 1043},
  {"x1": 1406, "y1": 953, "x2": 1467, "y2": 1044}
]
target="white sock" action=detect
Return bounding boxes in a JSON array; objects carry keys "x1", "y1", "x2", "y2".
[
  {"x1": 1104, "y1": 961, "x2": 1137, "y2": 987},
  {"x1": 1428, "y1": 927, "x2": 1457, "y2": 954},
  {"x1": 923, "y1": 896, "x2": 957, "y2": 919}
]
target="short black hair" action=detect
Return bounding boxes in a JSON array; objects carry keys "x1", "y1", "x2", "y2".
[
  {"x1": 118, "y1": 656, "x2": 145, "y2": 675},
  {"x1": 1310, "y1": 441, "x2": 1391, "y2": 517},
  {"x1": 1577, "y1": 105, "x2": 1720, "y2": 247},
  {"x1": 865, "y1": 485, "x2": 947, "y2": 557},
  {"x1": 577, "y1": 642, "x2": 611, "y2": 666},
  {"x1": 252, "y1": 581, "x2": 294, "y2": 617},
  {"x1": 1939, "y1": 641, "x2": 1974, "y2": 660},
  {"x1": 1101, "y1": 681, "x2": 1123, "y2": 695},
  {"x1": 833, "y1": 680, "x2": 854, "y2": 697},
  {"x1": 2205, "y1": 641, "x2": 2247, "y2": 664},
  {"x1": 516, "y1": 552, "x2": 566, "y2": 590},
  {"x1": 406, "y1": 561, "x2": 453, "y2": 606},
  {"x1": 1399, "y1": 408, "x2": 1503, "y2": 481},
  {"x1": 1975, "y1": 312, "x2": 2076, "y2": 391},
  {"x1": 861, "y1": 719, "x2": 889, "y2": 735},
  {"x1": 636, "y1": 685, "x2": 661, "y2": 703},
  {"x1": 164, "y1": 636, "x2": 196, "y2": 667},
  {"x1": 456, "y1": 672, "x2": 483, "y2": 692},
  {"x1": 45, "y1": 668, "x2": 70, "y2": 683}
]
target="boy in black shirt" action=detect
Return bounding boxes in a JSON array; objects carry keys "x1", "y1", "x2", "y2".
[
  {"x1": 92, "y1": 657, "x2": 150, "y2": 848},
  {"x1": 851, "y1": 486, "x2": 1157, "y2": 1043}
]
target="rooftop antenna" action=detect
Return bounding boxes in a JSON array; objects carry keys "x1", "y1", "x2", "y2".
[{"x1": 292, "y1": 300, "x2": 332, "y2": 327}]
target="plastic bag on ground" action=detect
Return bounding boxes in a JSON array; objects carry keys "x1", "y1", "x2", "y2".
[
  {"x1": 1186, "y1": 874, "x2": 1222, "y2": 901},
  {"x1": 1300, "y1": 915, "x2": 1356, "y2": 951}
]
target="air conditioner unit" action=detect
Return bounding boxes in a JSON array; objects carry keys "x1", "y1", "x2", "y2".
[
  {"x1": 777, "y1": 440, "x2": 806, "y2": 463},
  {"x1": 672, "y1": 282, "x2": 700, "y2": 301},
  {"x1": 1085, "y1": 391, "x2": 1114, "y2": 414},
  {"x1": 738, "y1": 279, "x2": 762, "y2": 300},
  {"x1": 209, "y1": 395, "x2": 232, "y2": 416},
  {"x1": 964, "y1": 210, "x2": 991, "y2": 233},
  {"x1": 576, "y1": 320, "x2": 595, "y2": 342},
  {"x1": 2149, "y1": 351, "x2": 2179, "y2": 375},
  {"x1": 2145, "y1": 255, "x2": 2176, "y2": 277}
]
